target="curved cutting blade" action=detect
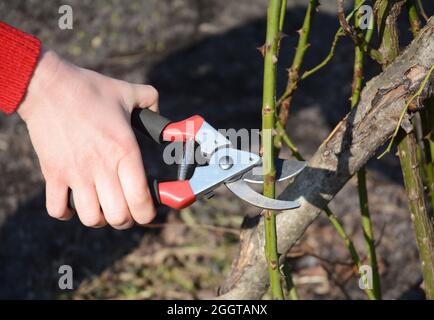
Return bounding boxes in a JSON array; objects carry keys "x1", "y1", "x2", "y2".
[
  {"x1": 243, "y1": 159, "x2": 306, "y2": 184},
  {"x1": 225, "y1": 179, "x2": 300, "y2": 210}
]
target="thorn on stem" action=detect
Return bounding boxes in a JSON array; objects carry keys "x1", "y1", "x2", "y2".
[
  {"x1": 263, "y1": 105, "x2": 272, "y2": 113},
  {"x1": 278, "y1": 31, "x2": 287, "y2": 41},
  {"x1": 263, "y1": 210, "x2": 273, "y2": 219},
  {"x1": 257, "y1": 43, "x2": 272, "y2": 57},
  {"x1": 266, "y1": 175, "x2": 276, "y2": 184},
  {"x1": 259, "y1": 145, "x2": 264, "y2": 157},
  {"x1": 257, "y1": 44, "x2": 266, "y2": 57}
]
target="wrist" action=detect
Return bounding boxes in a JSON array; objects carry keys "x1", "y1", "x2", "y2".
[{"x1": 17, "y1": 48, "x2": 62, "y2": 121}]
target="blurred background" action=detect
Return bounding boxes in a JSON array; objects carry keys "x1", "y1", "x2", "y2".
[{"x1": 0, "y1": 0, "x2": 432, "y2": 299}]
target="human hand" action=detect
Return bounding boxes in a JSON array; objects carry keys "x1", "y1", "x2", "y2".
[{"x1": 18, "y1": 49, "x2": 158, "y2": 229}]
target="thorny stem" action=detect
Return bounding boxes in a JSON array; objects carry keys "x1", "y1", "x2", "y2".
[
  {"x1": 408, "y1": 0, "x2": 434, "y2": 229},
  {"x1": 279, "y1": 0, "x2": 287, "y2": 32},
  {"x1": 351, "y1": 0, "x2": 381, "y2": 300},
  {"x1": 351, "y1": 1, "x2": 374, "y2": 108},
  {"x1": 276, "y1": 122, "x2": 303, "y2": 160},
  {"x1": 276, "y1": 125, "x2": 375, "y2": 298},
  {"x1": 422, "y1": 99, "x2": 434, "y2": 212},
  {"x1": 276, "y1": 0, "x2": 367, "y2": 112},
  {"x1": 324, "y1": 207, "x2": 377, "y2": 300},
  {"x1": 403, "y1": 4, "x2": 434, "y2": 299},
  {"x1": 377, "y1": 0, "x2": 434, "y2": 299},
  {"x1": 262, "y1": 0, "x2": 284, "y2": 300},
  {"x1": 357, "y1": 168, "x2": 382, "y2": 299},
  {"x1": 281, "y1": 259, "x2": 299, "y2": 299},
  {"x1": 407, "y1": 0, "x2": 421, "y2": 35},
  {"x1": 273, "y1": 0, "x2": 374, "y2": 298},
  {"x1": 398, "y1": 133, "x2": 434, "y2": 299},
  {"x1": 274, "y1": 0, "x2": 319, "y2": 151},
  {"x1": 407, "y1": 0, "x2": 434, "y2": 215},
  {"x1": 275, "y1": 0, "x2": 299, "y2": 299},
  {"x1": 374, "y1": 0, "x2": 401, "y2": 64}
]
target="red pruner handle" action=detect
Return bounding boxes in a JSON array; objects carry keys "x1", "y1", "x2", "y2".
[
  {"x1": 131, "y1": 108, "x2": 205, "y2": 144},
  {"x1": 156, "y1": 180, "x2": 196, "y2": 209},
  {"x1": 162, "y1": 115, "x2": 204, "y2": 142},
  {"x1": 69, "y1": 179, "x2": 196, "y2": 212}
]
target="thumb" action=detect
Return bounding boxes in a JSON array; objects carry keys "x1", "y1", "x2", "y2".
[{"x1": 131, "y1": 84, "x2": 159, "y2": 113}]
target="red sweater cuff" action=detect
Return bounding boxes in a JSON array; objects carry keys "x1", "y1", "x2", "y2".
[{"x1": 0, "y1": 22, "x2": 41, "y2": 114}]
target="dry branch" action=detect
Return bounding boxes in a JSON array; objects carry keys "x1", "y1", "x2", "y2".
[{"x1": 218, "y1": 17, "x2": 434, "y2": 300}]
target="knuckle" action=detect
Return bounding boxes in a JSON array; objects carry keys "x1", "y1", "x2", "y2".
[
  {"x1": 113, "y1": 78, "x2": 131, "y2": 93},
  {"x1": 106, "y1": 212, "x2": 133, "y2": 229},
  {"x1": 42, "y1": 164, "x2": 63, "y2": 181},
  {"x1": 112, "y1": 221, "x2": 134, "y2": 230},
  {"x1": 137, "y1": 203, "x2": 156, "y2": 225},
  {"x1": 116, "y1": 138, "x2": 136, "y2": 156},
  {"x1": 146, "y1": 85, "x2": 159, "y2": 99},
  {"x1": 128, "y1": 190, "x2": 148, "y2": 209},
  {"x1": 140, "y1": 211, "x2": 156, "y2": 225},
  {"x1": 109, "y1": 133, "x2": 137, "y2": 161},
  {"x1": 127, "y1": 190, "x2": 156, "y2": 224},
  {"x1": 79, "y1": 212, "x2": 104, "y2": 228},
  {"x1": 46, "y1": 203, "x2": 67, "y2": 220},
  {"x1": 115, "y1": 78, "x2": 130, "y2": 88},
  {"x1": 145, "y1": 207, "x2": 157, "y2": 223}
]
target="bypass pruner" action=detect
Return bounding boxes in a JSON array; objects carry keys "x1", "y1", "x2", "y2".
[{"x1": 129, "y1": 109, "x2": 306, "y2": 210}]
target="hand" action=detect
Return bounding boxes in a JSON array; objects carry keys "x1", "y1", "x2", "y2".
[{"x1": 18, "y1": 49, "x2": 158, "y2": 229}]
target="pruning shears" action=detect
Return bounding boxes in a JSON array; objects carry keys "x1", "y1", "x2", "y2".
[
  {"x1": 130, "y1": 109, "x2": 305, "y2": 210},
  {"x1": 69, "y1": 109, "x2": 305, "y2": 211}
]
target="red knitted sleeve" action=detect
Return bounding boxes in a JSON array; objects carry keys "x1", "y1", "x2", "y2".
[{"x1": 0, "y1": 22, "x2": 41, "y2": 114}]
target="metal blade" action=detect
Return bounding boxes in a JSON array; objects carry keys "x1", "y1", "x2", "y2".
[
  {"x1": 189, "y1": 148, "x2": 261, "y2": 197},
  {"x1": 225, "y1": 179, "x2": 300, "y2": 210},
  {"x1": 243, "y1": 159, "x2": 306, "y2": 184}
]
